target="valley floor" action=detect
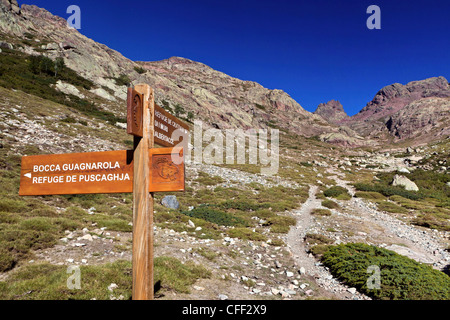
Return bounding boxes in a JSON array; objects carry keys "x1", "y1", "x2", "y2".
[{"x1": 1, "y1": 160, "x2": 448, "y2": 300}]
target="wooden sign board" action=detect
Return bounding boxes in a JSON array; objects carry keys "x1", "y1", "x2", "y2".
[
  {"x1": 149, "y1": 147, "x2": 185, "y2": 192},
  {"x1": 19, "y1": 148, "x2": 184, "y2": 196},
  {"x1": 154, "y1": 103, "x2": 189, "y2": 148},
  {"x1": 127, "y1": 88, "x2": 144, "y2": 137}
]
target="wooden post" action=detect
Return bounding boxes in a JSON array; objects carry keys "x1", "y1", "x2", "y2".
[{"x1": 132, "y1": 84, "x2": 154, "y2": 300}]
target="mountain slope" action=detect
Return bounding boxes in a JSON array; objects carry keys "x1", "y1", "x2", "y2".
[
  {"x1": 0, "y1": 1, "x2": 331, "y2": 138},
  {"x1": 0, "y1": 0, "x2": 448, "y2": 147},
  {"x1": 343, "y1": 77, "x2": 450, "y2": 144}
]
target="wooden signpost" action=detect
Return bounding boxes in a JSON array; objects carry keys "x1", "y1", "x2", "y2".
[
  {"x1": 18, "y1": 148, "x2": 185, "y2": 195},
  {"x1": 18, "y1": 84, "x2": 189, "y2": 300},
  {"x1": 154, "y1": 103, "x2": 189, "y2": 148}
]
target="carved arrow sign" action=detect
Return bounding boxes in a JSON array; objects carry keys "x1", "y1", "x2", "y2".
[{"x1": 19, "y1": 148, "x2": 184, "y2": 196}]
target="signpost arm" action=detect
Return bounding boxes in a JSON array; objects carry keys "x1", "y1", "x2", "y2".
[{"x1": 132, "y1": 84, "x2": 154, "y2": 300}]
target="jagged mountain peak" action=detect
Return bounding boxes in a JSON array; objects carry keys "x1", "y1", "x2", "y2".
[{"x1": 314, "y1": 99, "x2": 349, "y2": 125}]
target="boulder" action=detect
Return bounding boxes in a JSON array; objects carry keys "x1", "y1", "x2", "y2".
[
  {"x1": 10, "y1": 0, "x2": 20, "y2": 14},
  {"x1": 54, "y1": 80, "x2": 85, "y2": 99},
  {"x1": 161, "y1": 195, "x2": 179, "y2": 210},
  {"x1": 391, "y1": 174, "x2": 419, "y2": 191},
  {"x1": 0, "y1": 41, "x2": 13, "y2": 50}
]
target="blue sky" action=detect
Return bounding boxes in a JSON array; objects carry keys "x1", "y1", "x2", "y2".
[{"x1": 20, "y1": 0, "x2": 449, "y2": 115}]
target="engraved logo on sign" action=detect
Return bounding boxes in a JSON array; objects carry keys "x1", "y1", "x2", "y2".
[
  {"x1": 153, "y1": 156, "x2": 179, "y2": 181},
  {"x1": 132, "y1": 93, "x2": 142, "y2": 129}
]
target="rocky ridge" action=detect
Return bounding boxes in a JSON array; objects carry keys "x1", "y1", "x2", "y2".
[
  {"x1": 314, "y1": 100, "x2": 349, "y2": 124},
  {"x1": 1, "y1": 1, "x2": 448, "y2": 147},
  {"x1": 0, "y1": 1, "x2": 331, "y2": 138}
]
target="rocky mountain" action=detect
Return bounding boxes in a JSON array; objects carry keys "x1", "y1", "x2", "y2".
[
  {"x1": 0, "y1": 0, "x2": 331, "y2": 138},
  {"x1": 344, "y1": 77, "x2": 450, "y2": 143},
  {"x1": 313, "y1": 100, "x2": 349, "y2": 125},
  {"x1": 136, "y1": 57, "x2": 330, "y2": 136},
  {"x1": 351, "y1": 76, "x2": 450, "y2": 123},
  {"x1": 386, "y1": 96, "x2": 450, "y2": 142},
  {"x1": 1, "y1": 0, "x2": 450, "y2": 302},
  {"x1": 0, "y1": 0, "x2": 448, "y2": 148}
]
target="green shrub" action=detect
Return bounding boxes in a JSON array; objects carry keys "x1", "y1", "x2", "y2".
[
  {"x1": 377, "y1": 201, "x2": 408, "y2": 214},
  {"x1": 359, "y1": 169, "x2": 449, "y2": 202},
  {"x1": 227, "y1": 228, "x2": 267, "y2": 242},
  {"x1": 311, "y1": 208, "x2": 332, "y2": 216},
  {"x1": 219, "y1": 200, "x2": 264, "y2": 212},
  {"x1": 254, "y1": 103, "x2": 266, "y2": 110},
  {"x1": 0, "y1": 50, "x2": 125, "y2": 124},
  {"x1": 412, "y1": 214, "x2": 450, "y2": 231},
  {"x1": 114, "y1": 74, "x2": 131, "y2": 86},
  {"x1": 321, "y1": 243, "x2": 450, "y2": 300},
  {"x1": 321, "y1": 199, "x2": 339, "y2": 209},
  {"x1": 324, "y1": 186, "x2": 350, "y2": 199},
  {"x1": 0, "y1": 212, "x2": 19, "y2": 224},
  {"x1": 265, "y1": 215, "x2": 296, "y2": 233},
  {"x1": 182, "y1": 206, "x2": 247, "y2": 227},
  {"x1": 355, "y1": 191, "x2": 386, "y2": 201},
  {"x1": 354, "y1": 183, "x2": 422, "y2": 201},
  {"x1": 309, "y1": 244, "x2": 330, "y2": 257},
  {"x1": 195, "y1": 172, "x2": 224, "y2": 186},
  {"x1": 133, "y1": 66, "x2": 146, "y2": 74},
  {"x1": 304, "y1": 233, "x2": 333, "y2": 245},
  {"x1": 174, "y1": 104, "x2": 185, "y2": 117}
]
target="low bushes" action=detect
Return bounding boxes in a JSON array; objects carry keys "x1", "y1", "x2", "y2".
[
  {"x1": 311, "y1": 208, "x2": 332, "y2": 216},
  {"x1": 321, "y1": 199, "x2": 339, "y2": 209},
  {"x1": 376, "y1": 201, "x2": 408, "y2": 214},
  {"x1": 181, "y1": 206, "x2": 247, "y2": 227},
  {"x1": 324, "y1": 186, "x2": 351, "y2": 200},
  {"x1": 0, "y1": 257, "x2": 210, "y2": 299},
  {"x1": 320, "y1": 243, "x2": 450, "y2": 300},
  {"x1": 354, "y1": 191, "x2": 386, "y2": 201},
  {"x1": 354, "y1": 183, "x2": 422, "y2": 201}
]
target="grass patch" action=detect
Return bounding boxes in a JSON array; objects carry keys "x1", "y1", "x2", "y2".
[
  {"x1": 154, "y1": 256, "x2": 211, "y2": 294},
  {"x1": 194, "y1": 172, "x2": 224, "y2": 186},
  {"x1": 376, "y1": 201, "x2": 408, "y2": 214},
  {"x1": 309, "y1": 244, "x2": 330, "y2": 257},
  {"x1": 311, "y1": 208, "x2": 332, "y2": 216},
  {"x1": 355, "y1": 169, "x2": 450, "y2": 231},
  {"x1": 264, "y1": 215, "x2": 296, "y2": 233},
  {"x1": 0, "y1": 49, "x2": 123, "y2": 125},
  {"x1": 320, "y1": 243, "x2": 450, "y2": 300},
  {"x1": 355, "y1": 191, "x2": 386, "y2": 201},
  {"x1": 0, "y1": 256, "x2": 210, "y2": 299},
  {"x1": 412, "y1": 214, "x2": 450, "y2": 231},
  {"x1": 321, "y1": 199, "x2": 339, "y2": 209},
  {"x1": 354, "y1": 182, "x2": 422, "y2": 201},
  {"x1": 304, "y1": 233, "x2": 333, "y2": 245},
  {"x1": 181, "y1": 205, "x2": 247, "y2": 227},
  {"x1": 194, "y1": 247, "x2": 219, "y2": 261},
  {"x1": 227, "y1": 228, "x2": 267, "y2": 242},
  {"x1": 324, "y1": 186, "x2": 351, "y2": 200}
]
